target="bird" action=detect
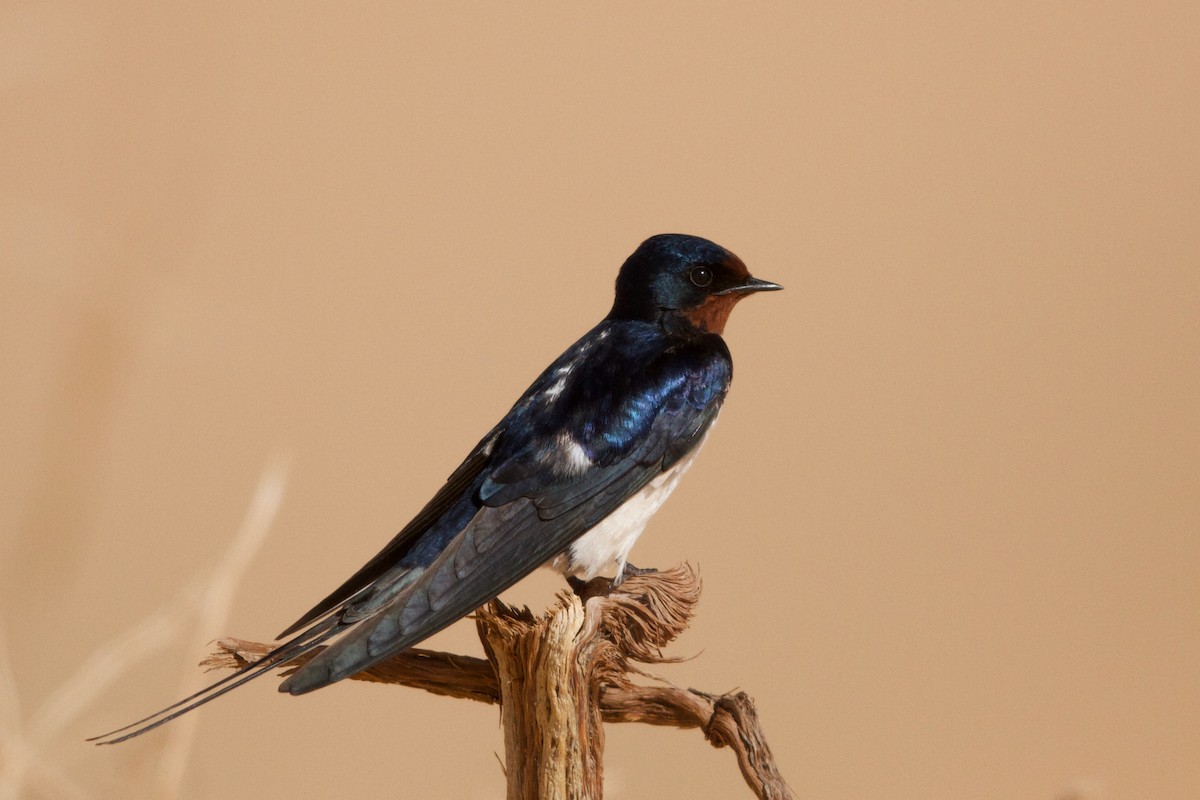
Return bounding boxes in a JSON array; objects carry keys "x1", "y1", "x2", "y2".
[{"x1": 91, "y1": 233, "x2": 781, "y2": 744}]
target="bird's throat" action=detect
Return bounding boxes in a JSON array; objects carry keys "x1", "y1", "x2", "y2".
[{"x1": 680, "y1": 293, "x2": 743, "y2": 335}]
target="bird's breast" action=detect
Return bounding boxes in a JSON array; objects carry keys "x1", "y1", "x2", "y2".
[{"x1": 549, "y1": 429, "x2": 711, "y2": 581}]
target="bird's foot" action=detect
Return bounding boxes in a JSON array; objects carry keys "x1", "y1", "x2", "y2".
[
  {"x1": 568, "y1": 563, "x2": 659, "y2": 600},
  {"x1": 608, "y1": 561, "x2": 659, "y2": 591},
  {"x1": 621, "y1": 562, "x2": 659, "y2": 580},
  {"x1": 567, "y1": 575, "x2": 613, "y2": 601}
]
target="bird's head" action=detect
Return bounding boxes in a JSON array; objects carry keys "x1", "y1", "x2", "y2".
[{"x1": 608, "y1": 234, "x2": 782, "y2": 335}]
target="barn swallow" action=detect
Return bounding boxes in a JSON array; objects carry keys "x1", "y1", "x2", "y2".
[{"x1": 91, "y1": 233, "x2": 781, "y2": 744}]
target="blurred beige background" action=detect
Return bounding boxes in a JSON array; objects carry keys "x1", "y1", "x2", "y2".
[{"x1": 2, "y1": 2, "x2": 1197, "y2": 798}]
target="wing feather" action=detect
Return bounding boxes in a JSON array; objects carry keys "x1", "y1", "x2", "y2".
[
  {"x1": 279, "y1": 351, "x2": 728, "y2": 693},
  {"x1": 276, "y1": 430, "x2": 501, "y2": 638},
  {"x1": 92, "y1": 321, "x2": 734, "y2": 740}
]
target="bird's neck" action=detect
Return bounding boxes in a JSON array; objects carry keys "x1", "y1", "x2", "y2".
[
  {"x1": 657, "y1": 294, "x2": 743, "y2": 337},
  {"x1": 681, "y1": 293, "x2": 743, "y2": 335},
  {"x1": 607, "y1": 298, "x2": 738, "y2": 340}
]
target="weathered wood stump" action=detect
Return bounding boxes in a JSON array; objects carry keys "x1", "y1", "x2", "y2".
[{"x1": 205, "y1": 564, "x2": 793, "y2": 800}]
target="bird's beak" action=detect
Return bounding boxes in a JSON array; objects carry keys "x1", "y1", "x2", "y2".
[{"x1": 714, "y1": 276, "x2": 784, "y2": 296}]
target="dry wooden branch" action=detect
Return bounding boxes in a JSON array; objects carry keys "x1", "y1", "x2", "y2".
[{"x1": 204, "y1": 564, "x2": 793, "y2": 800}]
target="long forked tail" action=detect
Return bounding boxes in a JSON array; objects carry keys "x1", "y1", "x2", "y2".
[{"x1": 87, "y1": 619, "x2": 339, "y2": 745}]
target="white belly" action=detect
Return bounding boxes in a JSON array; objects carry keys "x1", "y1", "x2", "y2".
[{"x1": 549, "y1": 435, "x2": 708, "y2": 580}]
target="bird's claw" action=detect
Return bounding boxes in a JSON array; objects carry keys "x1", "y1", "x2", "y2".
[
  {"x1": 567, "y1": 562, "x2": 659, "y2": 600},
  {"x1": 567, "y1": 575, "x2": 613, "y2": 601},
  {"x1": 620, "y1": 562, "x2": 659, "y2": 581}
]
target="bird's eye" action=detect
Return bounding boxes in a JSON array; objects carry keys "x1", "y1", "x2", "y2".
[{"x1": 689, "y1": 267, "x2": 714, "y2": 288}]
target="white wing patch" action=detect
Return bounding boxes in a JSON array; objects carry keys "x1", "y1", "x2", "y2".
[{"x1": 553, "y1": 432, "x2": 592, "y2": 476}]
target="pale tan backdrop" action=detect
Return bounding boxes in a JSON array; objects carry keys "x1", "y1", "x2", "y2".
[{"x1": 2, "y1": 3, "x2": 1197, "y2": 799}]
